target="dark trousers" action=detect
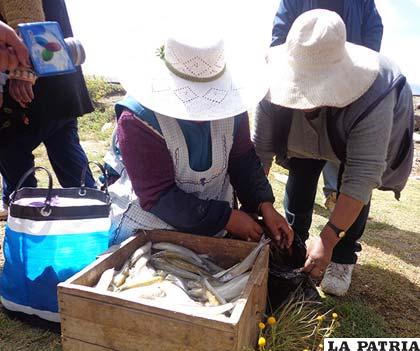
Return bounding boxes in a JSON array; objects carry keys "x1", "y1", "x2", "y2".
[
  {"x1": 284, "y1": 158, "x2": 370, "y2": 264},
  {"x1": 0, "y1": 118, "x2": 95, "y2": 203}
]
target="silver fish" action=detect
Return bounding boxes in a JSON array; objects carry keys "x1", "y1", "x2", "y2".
[
  {"x1": 199, "y1": 256, "x2": 225, "y2": 274},
  {"x1": 214, "y1": 273, "x2": 250, "y2": 301},
  {"x1": 95, "y1": 268, "x2": 115, "y2": 291},
  {"x1": 150, "y1": 257, "x2": 201, "y2": 281},
  {"x1": 202, "y1": 278, "x2": 227, "y2": 305},
  {"x1": 165, "y1": 257, "x2": 213, "y2": 278},
  {"x1": 153, "y1": 250, "x2": 210, "y2": 272},
  {"x1": 188, "y1": 287, "x2": 206, "y2": 298},
  {"x1": 214, "y1": 236, "x2": 270, "y2": 282},
  {"x1": 152, "y1": 242, "x2": 203, "y2": 264},
  {"x1": 128, "y1": 241, "x2": 152, "y2": 267},
  {"x1": 117, "y1": 275, "x2": 164, "y2": 292},
  {"x1": 129, "y1": 254, "x2": 150, "y2": 277},
  {"x1": 112, "y1": 241, "x2": 152, "y2": 287},
  {"x1": 165, "y1": 274, "x2": 188, "y2": 292}
]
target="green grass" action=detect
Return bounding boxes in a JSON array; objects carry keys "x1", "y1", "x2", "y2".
[
  {"x1": 323, "y1": 295, "x2": 388, "y2": 337},
  {"x1": 0, "y1": 77, "x2": 419, "y2": 349},
  {"x1": 84, "y1": 75, "x2": 125, "y2": 104}
]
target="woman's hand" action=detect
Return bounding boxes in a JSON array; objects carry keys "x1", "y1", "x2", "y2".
[
  {"x1": 302, "y1": 235, "x2": 335, "y2": 279},
  {"x1": 260, "y1": 202, "x2": 293, "y2": 248},
  {"x1": 226, "y1": 209, "x2": 263, "y2": 242},
  {"x1": 9, "y1": 79, "x2": 34, "y2": 107},
  {"x1": 0, "y1": 21, "x2": 30, "y2": 71}
]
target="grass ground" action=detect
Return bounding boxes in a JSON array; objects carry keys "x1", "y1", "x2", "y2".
[{"x1": 0, "y1": 77, "x2": 418, "y2": 350}]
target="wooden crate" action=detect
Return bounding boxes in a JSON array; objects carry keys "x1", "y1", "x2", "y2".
[{"x1": 58, "y1": 230, "x2": 269, "y2": 351}]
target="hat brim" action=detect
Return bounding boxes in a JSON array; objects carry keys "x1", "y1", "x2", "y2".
[
  {"x1": 118, "y1": 50, "x2": 269, "y2": 121},
  {"x1": 268, "y1": 42, "x2": 380, "y2": 109}
]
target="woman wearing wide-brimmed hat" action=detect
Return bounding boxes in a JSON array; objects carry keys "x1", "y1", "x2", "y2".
[
  {"x1": 271, "y1": 0, "x2": 384, "y2": 214},
  {"x1": 253, "y1": 9, "x2": 414, "y2": 296},
  {"x1": 107, "y1": 29, "x2": 293, "y2": 247}
]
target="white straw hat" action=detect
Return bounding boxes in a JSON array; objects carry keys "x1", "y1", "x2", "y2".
[
  {"x1": 118, "y1": 30, "x2": 268, "y2": 121},
  {"x1": 268, "y1": 9, "x2": 380, "y2": 109}
]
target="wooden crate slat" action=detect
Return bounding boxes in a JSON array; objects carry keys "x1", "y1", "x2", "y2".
[{"x1": 61, "y1": 308, "x2": 235, "y2": 351}]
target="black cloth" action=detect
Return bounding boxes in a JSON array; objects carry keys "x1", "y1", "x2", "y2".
[{"x1": 284, "y1": 158, "x2": 369, "y2": 264}]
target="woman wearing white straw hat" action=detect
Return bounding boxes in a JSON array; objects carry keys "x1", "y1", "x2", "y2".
[
  {"x1": 107, "y1": 29, "x2": 293, "y2": 247},
  {"x1": 271, "y1": 0, "x2": 384, "y2": 214},
  {"x1": 253, "y1": 9, "x2": 414, "y2": 296}
]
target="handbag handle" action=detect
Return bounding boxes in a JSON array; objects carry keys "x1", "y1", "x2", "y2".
[
  {"x1": 10, "y1": 166, "x2": 53, "y2": 214},
  {"x1": 80, "y1": 161, "x2": 109, "y2": 197}
]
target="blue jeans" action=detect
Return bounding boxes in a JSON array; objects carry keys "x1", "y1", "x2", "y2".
[
  {"x1": 322, "y1": 161, "x2": 339, "y2": 198},
  {"x1": 284, "y1": 158, "x2": 370, "y2": 264},
  {"x1": 0, "y1": 118, "x2": 95, "y2": 203}
]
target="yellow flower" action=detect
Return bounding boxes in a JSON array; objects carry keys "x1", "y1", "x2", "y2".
[
  {"x1": 332, "y1": 312, "x2": 338, "y2": 319},
  {"x1": 267, "y1": 316, "x2": 277, "y2": 325},
  {"x1": 303, "y1": 349, "x2": 310, "y2": 351},
  {"x1": 258, "y1": 337, "x2": 266, "y2": 347},
  {"x1": 319, "y1": 344, "x2": 324, "y2": 349},
  {"x1": 259, "y1": 322, "x2": 266, "y2": 330},
  {"x1": 317, "y1": 315, "x2": 325, "y2": 322}
]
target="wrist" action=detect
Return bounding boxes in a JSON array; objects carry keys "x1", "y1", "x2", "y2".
[
  {"x1": 225, "y1": 209, "x2": 238, "y2": 231},
  {"x1": 320, "y1": 226, "x2": 340, "y2": 250},
  {"x1": 259, "y1": 201, "x2": 274, "y2": 216}
]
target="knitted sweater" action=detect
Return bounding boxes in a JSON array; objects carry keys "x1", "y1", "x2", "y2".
[{"x1": 0, "y1": 0, "x2": 45, "y2": 29}]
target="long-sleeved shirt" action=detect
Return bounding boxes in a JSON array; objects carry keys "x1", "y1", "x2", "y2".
[
  {"x1": 0, "y1": 0, "x2": 45, "y2": 29},
  {"x1": 252, "y1": 89, "x2": 396, "y2": 205},
  {"x1": 117, "y1": 108, "x2": 275, "y2": 235},
  {"x1": 271, "y1": 0, "x2": 383, "y2": 51}
]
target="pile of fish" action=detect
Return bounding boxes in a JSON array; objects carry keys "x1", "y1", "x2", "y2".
[{"x1": 94, "y1": 237, "x2": 270, "y2": 318}]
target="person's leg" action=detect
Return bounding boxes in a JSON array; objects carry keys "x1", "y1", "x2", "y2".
[
  {"x1": 0, "y1": 176, "x2": 7, "y2": 219},
  {"x1": 321, "y1": 163, "x2": 370, "y2": 296},
  {"x1": 284, "y1": 158, "x2": 326, "y2": 242},
  {"x1": 331, "y1": 162, "x2": 369, "y2": 264},
  {"x1": 322, "y1": 161, "x2": 339, "y2": 198},
  {"x1": 322, "y1": 161, "x2": 339, "y2": 212},
  {"x1": 43, "y1": 118, "x2": 95, "y2": 188},
  {"x1": 0, "y1": 133, "x2": 40, "y2": 204},
  {"x1": 331, "y1": 201, "x2": 370, "y2": 264}
]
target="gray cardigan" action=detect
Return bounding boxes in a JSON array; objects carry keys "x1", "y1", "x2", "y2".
[{"x1": 252, "y1": 55, "x2": 414, "y2": 203}]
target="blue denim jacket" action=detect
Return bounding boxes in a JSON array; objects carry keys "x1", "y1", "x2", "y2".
[{"x1": 272, "y1": 0, "x2": 383, "y2": 51}]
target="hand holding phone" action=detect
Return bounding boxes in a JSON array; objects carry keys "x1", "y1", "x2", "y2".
[{"x1": 18, "y1": 21, "x2": 79, "y2": 77}]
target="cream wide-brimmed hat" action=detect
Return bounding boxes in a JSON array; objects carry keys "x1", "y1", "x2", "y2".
[
  {"x1": 268, "y1": 9, "x2": 380, "y2": 109},
  {"x1": 118, "y1": 30, "x2": 269, "y2": 121}
]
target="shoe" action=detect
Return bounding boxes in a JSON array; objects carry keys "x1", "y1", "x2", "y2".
[
  {"x1": 0, "y1": 202, "x2": 8, "y2": 221},
  {"x1": 324, "y1": 192, "x2": 337, "y2": 213},
  {"x1": 320, "y1": 262, "x2": 355, "y2": 296}
]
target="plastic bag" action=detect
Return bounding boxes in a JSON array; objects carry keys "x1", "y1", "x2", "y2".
[{"x1": 267, "y1": 234, "x2": 320, "y2": 311}]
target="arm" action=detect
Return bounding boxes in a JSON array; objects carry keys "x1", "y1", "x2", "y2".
[
  {"x1": 252, "y1": 99, "x2": 276, "y2": 174},
  {"x1": 361, "y1": 0, "x2": 383, "y2": 51},
  {"x1": 229, "y1": 114, "x2": 293, "y2": 247},
  {"x1": 303, "y1": 90, "x2": 395, "y2": 277},
  {"x1": 228, "y1": 113, "x2": 275, "y2": 213},
  {"x1": 271, "y1": 0, "x2": 299, "y2": 47}
]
